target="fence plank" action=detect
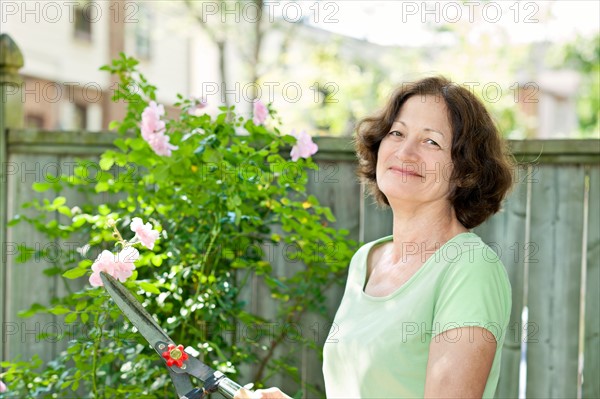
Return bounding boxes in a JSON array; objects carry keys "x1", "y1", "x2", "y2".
[
  {"x1": 300, "y1": 159, "x2": 362, "y2": 396},
  {"x1": 361, "y1": 190, "x2": 393, "y2": 244},
  {"x1": 583, "y1": 165, "x2": 600, "y2": 398},
  {"x1": 5, "y1": 153, "x2": 61, "y2": 363},
  {"x1": 476, "y1": 165, "x2": 528, "y2": 399},
  {"x1": 527, "y1": 165, "x2": 584, "y2": 398},
  {"x1": 308, "y1": 159, "x2": 362, "y2": 241}
]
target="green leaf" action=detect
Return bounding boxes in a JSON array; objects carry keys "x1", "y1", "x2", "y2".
[
  {"x1": 17, "y1": 303, "x2": 47, "y2": 318},
  {"x1": 49, "y1": 306, "x2": 71, "y2": 315},
  {"x1": 98, "y1": 204, "x2": 111, "y2": 215},
  {"x1": 322, "y1": 208, "x2": 336, "y2": 222},
  {"x1": 57, "y1": 205, "x2": 72, "y2": 217},
  {"x1": 72, "y1": 216, "x2": 87, "y2": 228},
  {"x1": 138, "y1": 281, "x2": 160, "y2": 294},
  {"x1": 65, "y1": 312, "x2": 78, "y2": 323},
  {"x1": 151, "y1": 254, "x2": 163, "y2": 266},
  {"x1": 100, "y1": 155, "x2": 115, "y2": 171},
  {"x1": 8, "y1": 214, "x2": 23, "y2": 226},
  {"x1": 95, "y1": 181, "x2": 110, "y2": 192},
  {"x1": 43, "y1": 266, "x2": 62, "y2": 276},
  {"x1": 52, "y1": 196, "x2": 66, "y2": 207},
  {"x1": 129, "y1": 137, "x2": 146, "y2": 150},
  {"x1": 32, "y1": 182, "x2": 53, "y2": 192},
  {"x1": 15, "y1": 244, "x2": 34, "y2": 263},
  {"x1": 114, "y1": 137, "x2": 127, "y2": 151},
  {"x1": 109, "y1": 120, "x2": 121, "y2": 131},
  {"x1": 63, "y1": 267, "x2": 88, "y2": 279}
]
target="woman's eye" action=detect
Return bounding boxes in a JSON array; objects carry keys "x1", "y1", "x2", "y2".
[
  {"x1": 389, "y1": 130, "x2": 404, "y2": 137},
  {"x1": 425, "y1": 138, "x2": 440, "y2": 147}
]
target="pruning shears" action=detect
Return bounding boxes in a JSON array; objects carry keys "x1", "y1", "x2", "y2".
[{"x1": 99, "y1": 272, "x2": 245, "y2": 399}]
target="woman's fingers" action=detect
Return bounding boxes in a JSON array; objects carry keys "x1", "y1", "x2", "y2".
[
  {"x1": 254, "y1": 387, "x2": 292, "y2": 399},
  {"x1": 234, "y1": 387, "x2": 258, "y2": 399},
  {"x1": 234, "y1": 387, "x2": 291, "y2": 399}
]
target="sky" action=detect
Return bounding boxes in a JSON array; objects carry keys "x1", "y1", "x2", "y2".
[{"x1": 297, "y1": 0, "x2": 599, "y2": 46}]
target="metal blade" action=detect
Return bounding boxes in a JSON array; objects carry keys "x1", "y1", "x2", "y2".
[
  {"x1": 169, "y1": 369, "x2": 194, "y2": 397},
  {"x1": 100, "y1": 272, "x2": 219, "y2": 383},
  {"x1": 100, "y1": 272, "x2": 172, "y2": 347}
]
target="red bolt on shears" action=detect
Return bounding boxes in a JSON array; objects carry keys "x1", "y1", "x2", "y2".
[{"x1": 162, "y1": 344, "x2": 189, "y2": 368}]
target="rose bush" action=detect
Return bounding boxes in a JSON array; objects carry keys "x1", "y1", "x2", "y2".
[{"x1": 0, "y1": 54, "x2": 355, "y2": 398}]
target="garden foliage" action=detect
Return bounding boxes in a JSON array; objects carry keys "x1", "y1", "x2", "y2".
[{"x1": 0, "y1": 54, "x2": 356, "y2": 398}]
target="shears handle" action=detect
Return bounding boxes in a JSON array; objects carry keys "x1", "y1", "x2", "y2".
[
  {"x1": 182, "y1": 373, "x2": 245, "y2": 399},
  {"x1": 217, "y1": 377, "x2": 245, "y2": 398}
]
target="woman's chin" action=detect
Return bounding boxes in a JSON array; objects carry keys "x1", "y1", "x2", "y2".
[{"x1": 383, "y1": 192, "x2": 424, "y2": 205}]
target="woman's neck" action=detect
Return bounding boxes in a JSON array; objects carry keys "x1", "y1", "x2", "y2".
[{"x1": 389, "y1": 202, "x2": 467, "y2": 263}]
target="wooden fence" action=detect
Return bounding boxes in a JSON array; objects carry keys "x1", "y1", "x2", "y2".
[{"x1": 1, "y1": 33, "x2": 599, "y2": 398}]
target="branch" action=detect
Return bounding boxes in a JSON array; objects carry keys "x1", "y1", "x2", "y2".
[{"x1": 183, "y1": 0, "x2": 223, "y2": 45}]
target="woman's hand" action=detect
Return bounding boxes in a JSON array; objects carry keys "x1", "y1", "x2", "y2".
[{"x1": 235, "y1": 387, "x2": 292, "y2": 399}]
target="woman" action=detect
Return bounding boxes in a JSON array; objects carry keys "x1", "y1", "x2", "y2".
[{"x1": 236, "y1": 76, "x2": 514, "y2": 398}]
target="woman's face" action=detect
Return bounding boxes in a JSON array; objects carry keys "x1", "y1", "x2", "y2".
[{"x1": 376, "y1": 94, "x2": 454, "y2": 208}]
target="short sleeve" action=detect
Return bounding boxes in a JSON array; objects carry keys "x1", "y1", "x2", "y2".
[{"x1": 432, "y1": 246, "x2": 512, "y2": 343}]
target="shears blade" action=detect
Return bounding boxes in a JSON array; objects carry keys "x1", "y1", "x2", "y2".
[{"x1": 100, "y1": 272, "x2": 172, "y2": 347}]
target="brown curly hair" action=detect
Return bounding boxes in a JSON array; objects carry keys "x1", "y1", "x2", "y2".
[{"x1": 355, "y1": 76, "x2": 514, "y2": 229}]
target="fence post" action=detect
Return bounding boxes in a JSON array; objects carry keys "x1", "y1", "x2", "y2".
[{"x1": 0, "y1": 33, "x2": 24, "y2": 363}]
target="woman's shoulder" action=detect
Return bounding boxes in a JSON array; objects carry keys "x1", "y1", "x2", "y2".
[
  {"x1": 433, "y1": 233, "x2": 513, "y2": 343},
  {"x1": 439, "y1": 232, "x2": 511, "y2": 290},
  {"x1": 440, "y1": 232, "x2": 502, "y2": 265}
]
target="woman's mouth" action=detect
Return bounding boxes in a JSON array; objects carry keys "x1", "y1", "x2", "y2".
[{"x1": 389, "y1": 166, "x2": 423, "y2": 178}]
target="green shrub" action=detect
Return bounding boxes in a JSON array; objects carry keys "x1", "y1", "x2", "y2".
[{"x1": 1, "y1": 54, "x2": 356, "y2": 398}]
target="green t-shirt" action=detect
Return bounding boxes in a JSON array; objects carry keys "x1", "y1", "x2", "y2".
[{"x1": 322, "y1": 232, "x2": 512, "y2": 398}]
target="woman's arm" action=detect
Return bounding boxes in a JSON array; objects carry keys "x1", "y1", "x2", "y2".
[{"x1": 424, "y1": 326, "x2": 496, "y2": 398}]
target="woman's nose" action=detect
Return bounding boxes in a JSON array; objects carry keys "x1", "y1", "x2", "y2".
[{"x1": 394, "y1": 138, "x2": 419, "y2": 161}]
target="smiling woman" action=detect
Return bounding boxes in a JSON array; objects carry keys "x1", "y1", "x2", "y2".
[{"x1": 322, "y1": 76, "x2": 515, "y2": 398}]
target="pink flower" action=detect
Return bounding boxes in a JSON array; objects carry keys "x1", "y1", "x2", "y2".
[
  {"x1": 253, "y1": 100, "x2": 268, "y2": 125},
  {"x1": 146, "y1": 132, "x2": 179, "y2": 157},
  {"x1": 290, "y1": 130, "x2": 318, "y2": 161},
  {"x1": 0, "y1": 380, "x2": 7, "y2": 393},
  {"x1": 89, "y1": 250, "x2": 117, "y2": 287},
  {"x1": 141, "y1": 101, "x2": 165, "y2": 139},
  {"x1": 113, "y1": 247, "x2": 139, "y2": 282},
  {"x1": 89, "y1": 247, "x2": 139, "y2": 287},
  {"x1": 130, "y1": 217, "x2": 160, "y2": 250},
  {"x1": 140, "y1": 101, "x2": 177, "y2": 157}
]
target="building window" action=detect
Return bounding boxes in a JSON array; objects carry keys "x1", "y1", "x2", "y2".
[
  {"x1": 135, "y1": 6, "x2": 152, "y2": 59},
  {"x1": 74, "y1": 104, "x2": 88, "y2": 130},
  {"x1": 74, "y1": 1, "x2": 93, "y2": 40}
]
